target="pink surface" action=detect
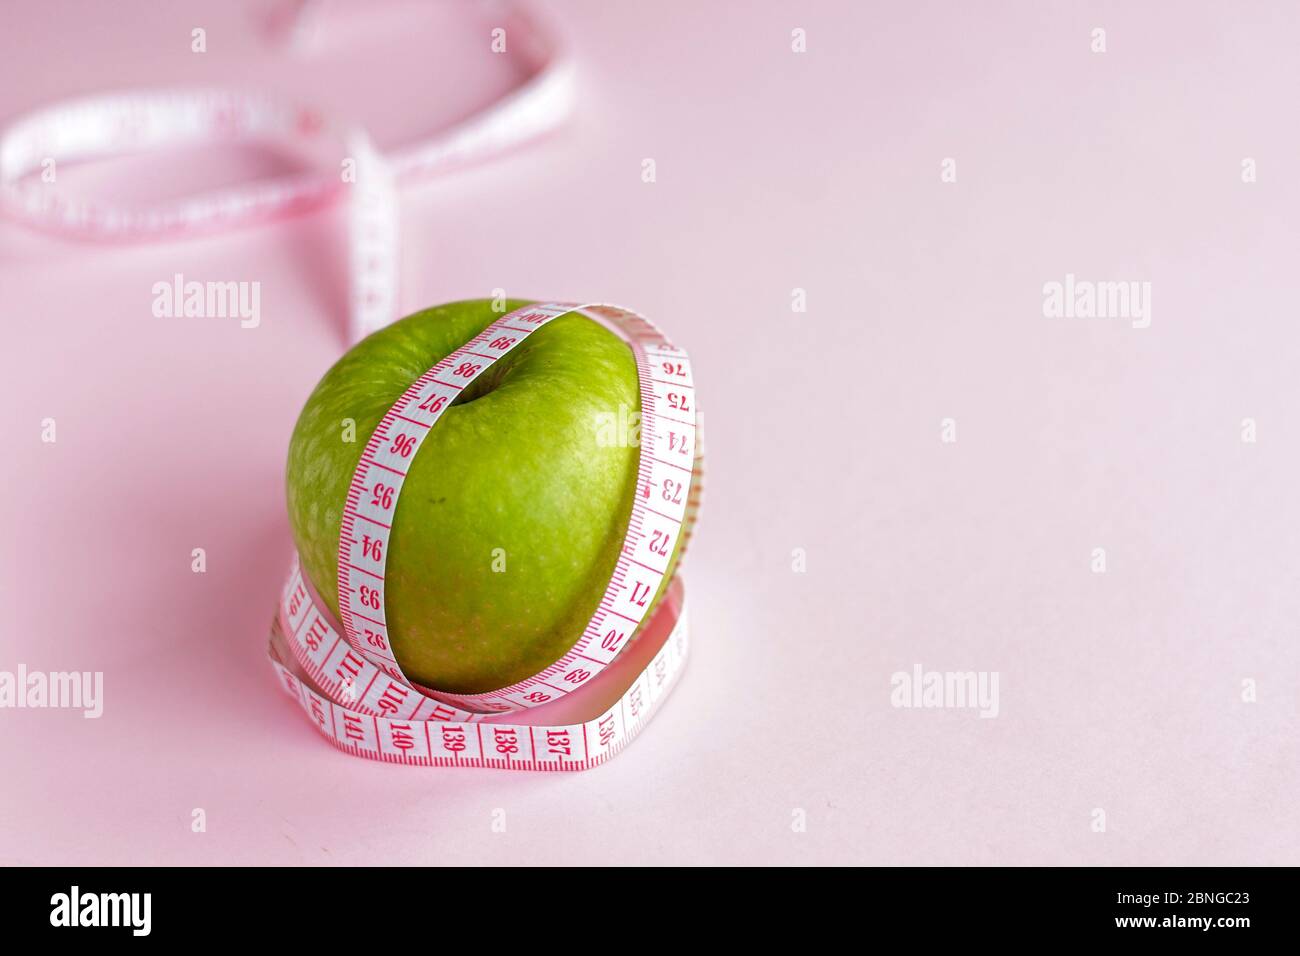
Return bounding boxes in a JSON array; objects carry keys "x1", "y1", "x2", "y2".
[{"x1": 2, "y1": 0, "x2": 1298, "y2": 865}]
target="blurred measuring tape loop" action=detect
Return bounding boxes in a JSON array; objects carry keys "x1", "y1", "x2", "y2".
[
  {"x1": 0, "y1": 1, "x2": 573, "y2": 339},
  {"x1": 0, "y1": 2, "x2": 703, "y2": 769}
]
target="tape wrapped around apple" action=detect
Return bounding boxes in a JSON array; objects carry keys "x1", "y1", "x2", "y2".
[{"x1": 285, "y1": 299, "x2": 690, "y2": 695}]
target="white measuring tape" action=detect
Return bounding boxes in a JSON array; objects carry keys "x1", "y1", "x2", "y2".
[
  {"x1": 0, "y1": 1, "x2": 575, "y2": 340},
  {"x1": 0, "y1": 4, "x2": 702, "y2": 769},
  {"x1": 275, "y1": 301, "x2": 701, "y2": 769},
  {"x1": 269, "y1": 568, "x2": 693, "y2": 769}
]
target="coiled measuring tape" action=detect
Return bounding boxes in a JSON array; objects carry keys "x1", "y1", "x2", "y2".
[
  {"x1": 274, "y1": 301, "x2": 701, "y2": 769},
  {"x1": 0, "y1": 4, "x2": 703, "y2": 769}
]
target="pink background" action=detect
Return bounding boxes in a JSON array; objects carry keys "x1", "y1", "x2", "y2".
[{"x1": 2, "y1": 0, "x2": 1298, "y2": 865}]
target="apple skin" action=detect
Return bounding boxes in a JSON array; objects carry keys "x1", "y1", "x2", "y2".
[{"x1": 286, "y1": 299, "x2": 683, "y2": 693}]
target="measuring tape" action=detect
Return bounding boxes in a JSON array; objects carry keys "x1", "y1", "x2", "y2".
[
  {"x1": 0, "y1": 2, "x2": 574, "y2": 340},
  {"x1": 0, "y1": 4, "x2": 702, "y2": 769},
  {"x1": 268, "y1": 570, "x2": 692, "y2": 769},
  {"x1": 275, "y1": 302, "x2": 701, "y2": 769}
]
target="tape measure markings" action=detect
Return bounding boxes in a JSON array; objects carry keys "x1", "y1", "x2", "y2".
[
  {"x1": 333, "y1": 303, "x2": 697, "y2": 719},
  {"x1": 269, "y1": 570, "x2": 690, "y2": 770}
]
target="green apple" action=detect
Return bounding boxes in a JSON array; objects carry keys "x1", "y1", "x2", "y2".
[{"x1": 286, "y1": 299, "x2": 684, "y2": 694}]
